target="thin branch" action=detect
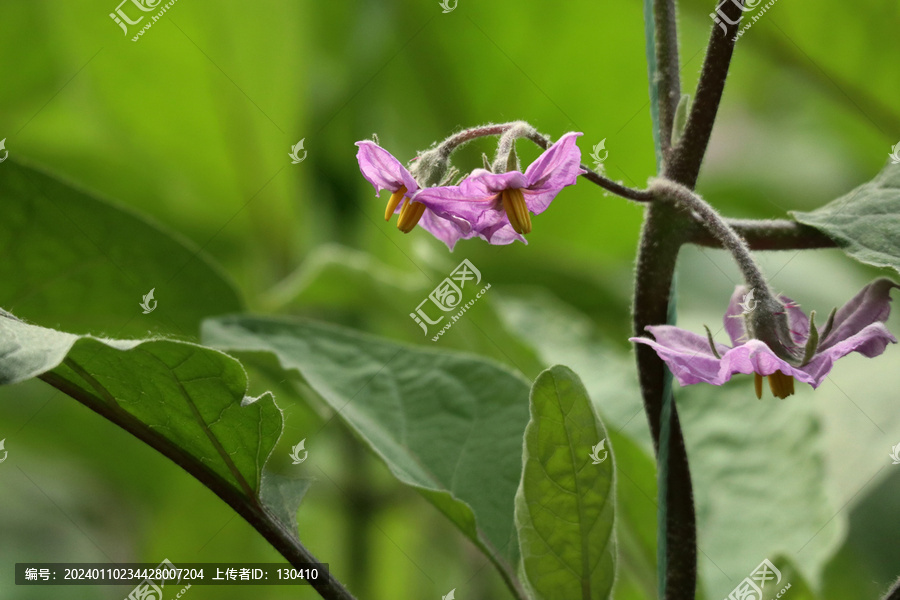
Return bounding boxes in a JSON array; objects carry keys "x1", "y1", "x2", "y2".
[
  {"x1": 692, "y1": 218, "x2": 838, "y2": 250},
  {"x1": 665, "y1": 0, "x2": 743, "y2": 188},
  {"x1": 524, "y1": 132, "x2": 654, "y2": 202},
  {"x1": 655, "y1": 0, "x2": 681, "y2": 158},
  {"x1": 649, "y1": 179, "x2": 770, "y2": 292},
  {"x1": 38, "y1": 371, "x2": 357, "y2": 600}
]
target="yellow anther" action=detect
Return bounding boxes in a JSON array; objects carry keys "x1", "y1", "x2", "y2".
[
  {"x1": 766, "y1": 370, "x2": 795, "y2": 399},
  {"x1": 385, "y1": 186, "x2": 407, "y2": 221},
  {"x1": 501, "y1": 188, "x2": 532, "y2": 235},
  {"x1": 397, "y1": 197, "x2": 426, "y2": 233}
]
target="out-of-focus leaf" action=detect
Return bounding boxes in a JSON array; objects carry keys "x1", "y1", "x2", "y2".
[
  {"x1": 202, "y1": 315, "x2": 532, "y2": 597},
  {"x1": 0, "y1": 311, "x2": 302, "y2": 526},
  {"x1": 0, "y1": 161, "x2": 242, "y2": 338},
  {"x1": 792, "y1": 163, "x2": 900, "y2": 275},
  {"x1": 515, "y1": 365, "x2": 616, "y2": 600}
]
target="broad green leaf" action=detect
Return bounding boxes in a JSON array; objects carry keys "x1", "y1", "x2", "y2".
[
  {"x1": 0, "y1": 161, "x2": 242, "y2": 338},
  {"x1": 792, "y1": 162, "x2": 900, "y2": 275},
  {"x1": 0, "y1": 310, "x2": 290, "y2": 515},
  {"x1": 201, "y1": 315, "x2": 532, "y2": 595},
  {"x1": 515, "y1": 365, "x2": 616, "y2": 600}
]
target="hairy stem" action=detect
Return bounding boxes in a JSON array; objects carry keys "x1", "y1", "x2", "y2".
[
  {"x1": 649, "y1": 178, "x2": 771, "y2": 293},
  {"x1": 692, "y1": 218, "x2": 838, "y2": 250},
  {"x1": 38, "y1": 371, "x2": 357, "y2": 600},
  {"x1": 664, "y1": 0, "x2": 743, "y2": 187},
  {"x1": 632, "y1": 202, "x2": 697, "y2": 600},
  {"x1": 654, "y1": 0, "x2": 681, "y2": 158}
]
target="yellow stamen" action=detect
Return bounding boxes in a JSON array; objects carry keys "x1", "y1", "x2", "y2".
[
  {"x1": 384, "y1": 186, "x2": 407, "y2": 221},
  {"x1": 754, "y1": 373, "x2": 763, "y2": 400},
  {"x1": 397, "y1": 197, "x2": 426, "y2": 233},
  {"x1": 766, "y1": 370, "x2": 795, "y2": 399},
  {"x1": 501, "y1": 188, "x2": 532, "y2": 234}
]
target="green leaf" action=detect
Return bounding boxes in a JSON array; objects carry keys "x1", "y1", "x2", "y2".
[
  {"x1": 0, "y1": 310, "x2": 283, "y2": 507},
  {"x1": 515, "y1": 365, "x2": 616, "y2": 600},
  {"x1": 201, "y1": 315, "x2": 533, "y2": 596},
  {"x1": 792, "y1": 162, "x2": 900, "y2": 274},
  {"x1": 0, "y1": 161, "x2": 242, "y2": 338}
]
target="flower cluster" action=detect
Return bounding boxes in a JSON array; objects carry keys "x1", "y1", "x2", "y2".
[
  {"x1": 631, "y1": 279, "x2": 899, "y2": 399},
  {"x1": 355, "y1": 131, "x2": 585, "y2": 250}
]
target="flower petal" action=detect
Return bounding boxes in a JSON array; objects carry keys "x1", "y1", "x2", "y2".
[
  {"x1": 522, "y1": 132, "x2": 586, "y2": 213},
  {"x1": 633, "y1": 328, "x2": 815, "y2": 388},
  {"x1": 461, "y1": 169, "x2": 528, "y2": 195},
  {"x1": 412, "y1": 184, "x2": 494, "y2": 228},
  {"x1": 801, "y1": 322, "x2": 897, "y2": 387},
  {"x1": 819, "y1": 278, "x2": 900, "y2": 352},
  {"x1": 417, "y1": 208, "x2": 474, "y2": 251},
  {"x1": 780, "y1": 295, "x2": 809, "y2": 347},
  {"x1": 355, "y1": 141, "x2": 419, "y2": 195}
]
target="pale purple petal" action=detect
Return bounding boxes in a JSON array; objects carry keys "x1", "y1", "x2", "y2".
[
  {"x1": 412, "y1": 184, "x2": 494, "y2": 226},
  {"x1": 630, "y1": 334, "x2": 724, "y2": 386},
  {"x1": 780, "y1": 296, "x2": 809, "y2": 347},
  {"x1": 716, "y1": 341, "x2": 817, "y2": 385},
  {"x1": 355, "y1": 141, "x2": 419, "y2": 195},
  {"x1": 476, "y1": 222, "x2": 527, "y2": 245},
  {"x1": 801, "y1": 322, "x2": 897, "y2": 386},
  {"x1": 461, "y1": 169, "x2": 528, "y2": 195},
  {"x1": 522, "y1": 132, "x2": 586, "y2": 213},
  {"x1": 819, "y1": 278, "x2": 900, "y2": 352},
  {"x1": 418, "y1": 209, "x2": 473, "y2": 251}
]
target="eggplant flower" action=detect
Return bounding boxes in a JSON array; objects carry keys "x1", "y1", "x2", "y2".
[
  {"x1": 631, "y1": 279, "x2": 899, "y2": 399},
  {"x1": 415, "y1": 132, "x2": 586, "y2": 244},
  {"x1": 355, "y1": 140, "x2": 472, "y2": 250}
]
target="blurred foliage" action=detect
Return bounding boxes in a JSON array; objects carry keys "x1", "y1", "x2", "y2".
[{"x1": 2, "y1": 0, "x2": 900, "y2": 599}]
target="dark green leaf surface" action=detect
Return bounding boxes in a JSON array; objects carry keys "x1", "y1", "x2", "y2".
[
  {"x1": 202, "y1": 315, "x2": 532, "y2": 592},
  {"x1": 793, "y1": 163, "x2": 900, "y2": 274},
  {"x1": 515, "y1": 365, "x2": 616, "y2": 600},
  {"x1": 0, "y1": 312, "x2": 280, "y2": 499}
]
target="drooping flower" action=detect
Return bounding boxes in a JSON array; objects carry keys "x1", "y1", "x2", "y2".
[
  {"x1": 414, "y1": 132, "x2": 586, "y2": 244},
  {"x1": 355, "y1": 140, "x2": 472, "y2": 250},
  {"x1": 630, "y1": 279, "x2": 899, "y2": 399}
]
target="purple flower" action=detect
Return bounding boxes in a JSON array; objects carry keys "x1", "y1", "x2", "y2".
[
  {"x1": 414, "y1": 132, "x2": 587, "y2": 244},
  {"x1": 355, "y1": 140, "x2": 472, "y2": 250},
  {"x1": 630, "y1": 279, "x2": 899, "y2": 399}
]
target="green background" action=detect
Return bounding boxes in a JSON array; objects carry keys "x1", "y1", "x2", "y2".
[{"x1": 1, "y1": 0, "x2": 899, "y2": 598}]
